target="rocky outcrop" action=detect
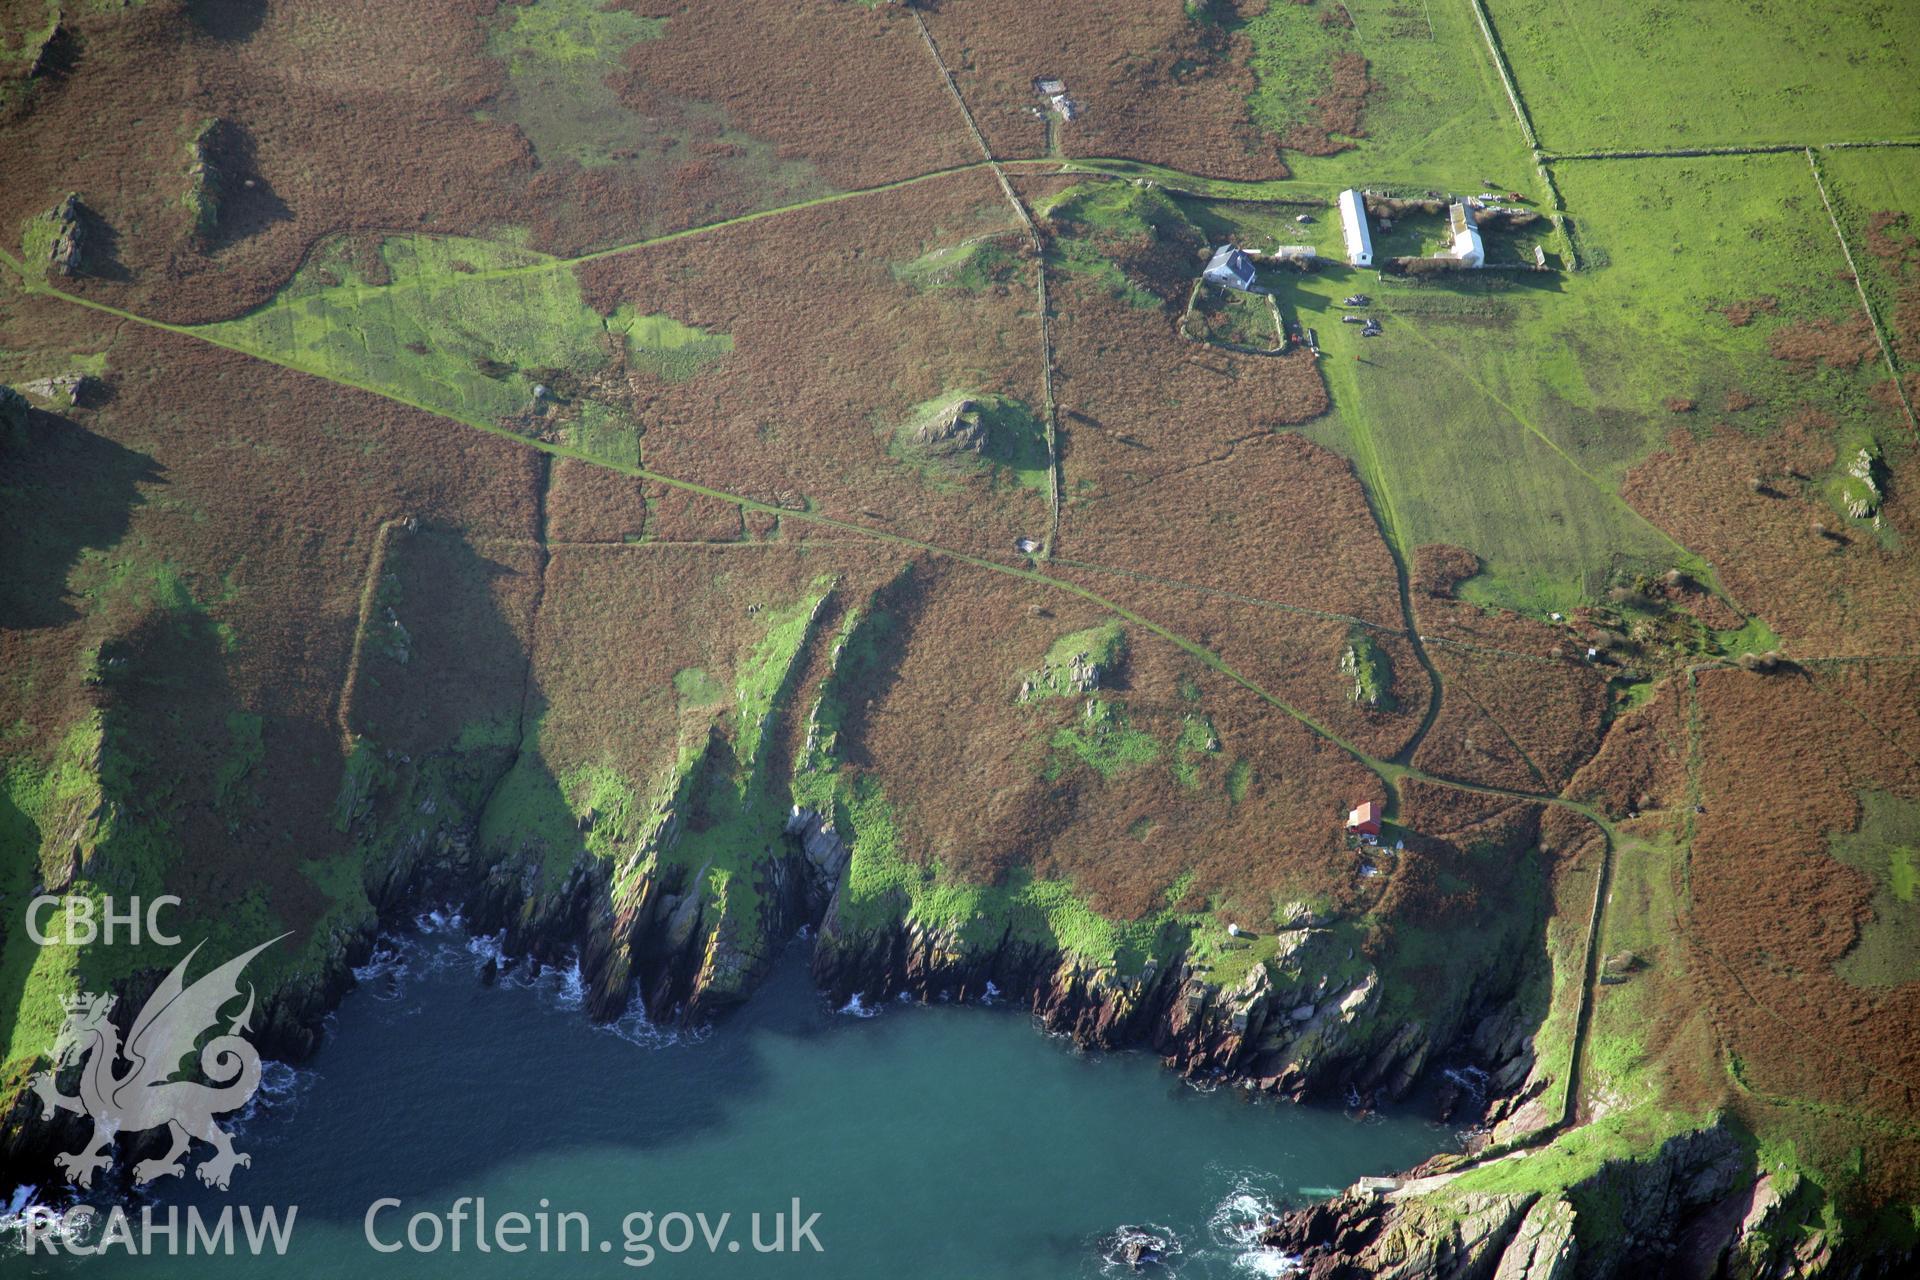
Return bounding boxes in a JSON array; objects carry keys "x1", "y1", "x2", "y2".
[
  {"x1": 22, "y1": 372, "x2": 96, "y2": 407},
  {"x1": 811, "y1": 891, "x2": 1528, "y2": 1104},
  {"x1": 1492, "y1": 1195, "x2": 1576, "y2": 1280},
  {"x1": 908, "y1": 398, "x2": 989, "y2": 456},
  {"x1": 184, "y1": 118, "x2": 228, "y2": 248},
  {"x1": 1269, "y1": 1185, "x2": 1543, "y2": 1280},
  {"x1": 1254, "y1": 1117, "x2": 1914, "y2": 1280},
  {"x1": 45, "y1": 194, "x2": 88, "y2": 277}
]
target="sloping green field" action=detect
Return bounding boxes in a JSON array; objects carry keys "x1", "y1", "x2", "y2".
[{"x1": 1487, "y1": 0, "x2": 1920, "y2": 151}]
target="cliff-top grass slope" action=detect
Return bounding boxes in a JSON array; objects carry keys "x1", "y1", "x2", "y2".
[{"x1": 3, "y1": 0, "x2": 1920, "y2": 1272}]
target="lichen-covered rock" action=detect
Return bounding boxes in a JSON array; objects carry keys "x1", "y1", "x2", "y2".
[
  {"x1": 1491, "y1": 1195, "x2": 1576, "y2": 1280},
  {"x1": 47, "y1": 193, "x2": 87, "y2": 276},
  {"x1": 185, "y1": 118, "x2": 228, "y2": 248},
  {"x1": 909, "y1": 397, "x2": 988, "y2": 455}
]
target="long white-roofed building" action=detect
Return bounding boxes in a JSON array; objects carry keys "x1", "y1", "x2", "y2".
[{"x1": 1337, "y1": 189, "x2": 1373, "y2": 267}]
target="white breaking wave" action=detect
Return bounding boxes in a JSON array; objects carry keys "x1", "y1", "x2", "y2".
[
  {"x1": 232, "y1": 1059, "x2": 319, "y2": 1132},
  {"x1": 351, "y1": 937, "x2": 414, "y2": 999},
  {"x1": 554, "y1": 954, "x2": 587, "y2": 1011},
  {"x1": 413, "y1": 906, "x2": 464, "y2": 934},
  {"x1": 837, "y1": 993, "x2": 880, "y2": 1019},
  {"x1": 0, "y1": 1187, "x2": 89, "y2": 1256},
  {"x1": 1207, "y1": 1171, "x2": 1304, "y2": 1278}
]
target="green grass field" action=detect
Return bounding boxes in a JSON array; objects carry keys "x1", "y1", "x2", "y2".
[
  {"x1": 1819, "y1": 145, "x2": 1920, "y2": 378},
  {"x1": 1238, "y1": 151, "x2": 1877, "y2": 614},
  {"x1": 1242, "y1": 0, "x2": 1536, "y2": 194},
  {"x1": 191, "y1": 234, "x2": 727, "y2": 467},
  {"x1": 1829, "y1": 790, "x2": 1920, "y2": 988},
  {"x1": 1486, "y1": 0, "x2": 1920, "y2": 151}
]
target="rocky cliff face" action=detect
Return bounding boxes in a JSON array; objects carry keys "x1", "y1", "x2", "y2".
[
  {"x1": 1259, "y1": 1119, "x2": 1914, "y2": 1279},
  {"x1": 809, "y1": 836, "x2": 1534, "y2": 1106}
]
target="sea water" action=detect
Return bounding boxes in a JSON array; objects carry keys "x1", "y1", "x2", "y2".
[{"x1": 5, "y1": 915, "x2": 1452, "y2": 1277}]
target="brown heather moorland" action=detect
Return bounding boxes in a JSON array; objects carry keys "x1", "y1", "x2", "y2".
[
  {"x1": 617, "y1": 0, "x2": 977, "y2": 190},
  {"x1": 918, "y1": 0, "x2": 1287, "y2": 178},
  {"x1": 1049, "y1": 566, "x2": 1430, "y2": 765},
  {"x1": 1420, "y1": 645, "x2": 1609, "y2": 794},
  {"x1": 1624, "y1": 415, "x2": 1920, "y2": 656},
  {"x1": 1688, "y1": 665, "x2": 1920, "y2": 1153},
  {"x1": 829, "y1": 557, "x2": 1376, "y2": 922},
  {"x1": 6, "y1": 0, "x2": 1920, "y2": 1243},
  {"x1": 573, "y1": 169, "x2": 1049, "y2": 559},
  {"x1": 0, "y1": 0, "x2": 987, "y2": 327},
  {"x1": 1056, "y1": 429, "x2": 1396, "y2": 626},
  {"x1": 1563, "y1": 680, "x2": 1690, "y2": 821},
  {"x1": 0, "y1": 298, "x2": 540, "y2": 949}
]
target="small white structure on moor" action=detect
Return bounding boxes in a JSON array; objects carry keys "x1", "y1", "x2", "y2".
[{"x1": 1337, "y1": 189, "x2": 1373, "y2": 268}]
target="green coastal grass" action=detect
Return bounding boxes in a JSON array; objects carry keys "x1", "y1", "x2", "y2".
[
  {"x1": 1486, "y1": 0, "x2": 1920, "y2": 151},
  {"x1": 1262, "y1": 151, "x2": 1876, "y2": 614},
  {"x1": 607, "y1": 307, "x2": 733, "y2": 383},
  {"x1": 892, "y1": 237, "x2": 1021, "y2": 293},
  {"x1": 192, "y1": 233, "x2": 723, "y2": 467},
  {"x1": 890, "y1": 393, "x2": 1051, "y2": 493},
  {"x1": 1034, "y1": 182, "x2": 1196, "y2": 309},
  {"x1": 1046, "y1": 698, "x2": 1161, "y2": 782},
  {"x1": 1829, "y1": 791, "x2": 1920, "y2": 988},
  {"x1": 1242, "y1": 0, "x2": 1535, "y2": 193},
  {"x1": 481, "y1": 0, "x2": 828, "y2": 215},
  {"x1": 1819, "y1": 146, "x2": 1920, "y2": 381},
  {"x1": 484, "y1": 0, "x2": 665, "y2": 170}
]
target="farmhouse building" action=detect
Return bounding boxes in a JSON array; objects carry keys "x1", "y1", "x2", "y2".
[
  {"x1": 1338, "y1": 189, "x2": 1373, "y2": 268},
  {"x1": 1346, "y1": 800, "x2": 1382, "y2": 838},
  {"x1": 1447, "y1": 202, "x2": 1486, "y2": 268},
  {"x1": 1203, "y1": 244, "x2": 1258, "y2": 292}
]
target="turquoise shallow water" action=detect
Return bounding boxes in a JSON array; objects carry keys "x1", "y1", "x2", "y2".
[{"x1": 7, "y1": 914, "x2": 1453, "y2": 1277}]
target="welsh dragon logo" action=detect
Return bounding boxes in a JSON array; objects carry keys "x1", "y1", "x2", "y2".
[{"x1": 30, "y1": 935, "x2": 285, "y2": 1191}]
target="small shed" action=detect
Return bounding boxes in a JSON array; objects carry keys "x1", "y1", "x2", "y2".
[
  {"x1": 1203, "y1": 244, "x2": 1258, "y2": 292},
  {"x1": 1346, "y1": 800, "x2": 1383, "y2": 837}
]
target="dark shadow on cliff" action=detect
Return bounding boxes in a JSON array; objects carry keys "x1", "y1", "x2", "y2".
[
  {"x1": 66, "y1": 603, "x2": 260, "y2": 998},
  {"x1": 828, "y1": 566, "x2": 920, "y2": 773},
  {"x1": 0, "y1": 406, "x2": 159, "y2": 629},
  {"x1": 0, "y1": 785, "x2": 48, "y2": 1152}
]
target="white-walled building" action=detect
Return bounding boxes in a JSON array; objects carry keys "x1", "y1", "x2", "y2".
[
  {"x1": 1447, "y1": 202, "x2": 1485, "y2": 268},
  {"x1": 1337, "y1": 189, "x2": 1373, "y2": 267}
]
